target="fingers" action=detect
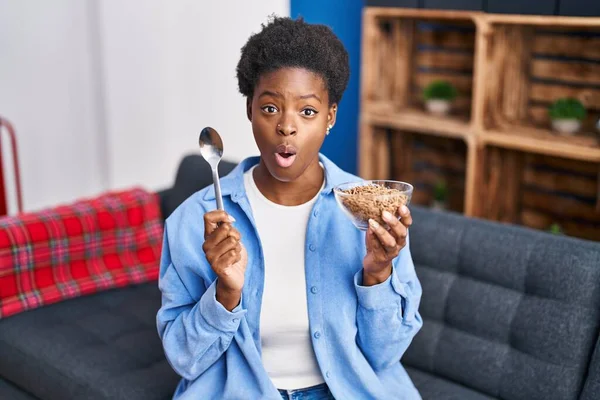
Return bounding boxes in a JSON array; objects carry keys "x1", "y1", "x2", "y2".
[
  {"x1": 398, "y1": 205, "x2": 413, "y2": 228},
  {"x1": 204, "y1": 236, "x2": 240, "y2": 266},
  {"x1": 213, "y1": 249, "x2": 242, "y2": 275},
  {"x1": 365, "y1": 228, "x2": 381, "y2": 252},
  {"x1": 368, "y1": 218, "x2": 398, "y2": 253},
  {"x1": 204, "y1": 210, "x2": 236, "y2": 237},
  {"x1": 382, "y1": 210, "x2": 408, "y2": 247}
]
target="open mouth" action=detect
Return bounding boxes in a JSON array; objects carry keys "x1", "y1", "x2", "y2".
[{"x1": 274, "y1": 144, "x2": 297, "y2": 168}]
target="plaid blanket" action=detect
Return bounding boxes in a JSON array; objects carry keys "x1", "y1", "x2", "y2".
[{"x1": 0, "y1": 188, "x2": 163, "y2": 319}]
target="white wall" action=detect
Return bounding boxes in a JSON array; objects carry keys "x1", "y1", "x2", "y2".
[
  {"x1": 100, "y1": 0, "x2": 289, "y2": 191},
  {"x1": 0, "y1": 0, "x2": 107, "y2": 212},
  {"x1": 0, "y1": 0, "x2": 289, "y2": 212}
]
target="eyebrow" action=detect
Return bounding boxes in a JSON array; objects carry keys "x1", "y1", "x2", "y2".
[
  {"x1": 258, "y1": 91, "x2": 322, "y2": 103},
  {"x1": 299, "y1": 93, "x2": 322, "y2": 103}
]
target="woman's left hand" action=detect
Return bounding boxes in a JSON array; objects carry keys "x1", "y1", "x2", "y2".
[{"x1": 362, "y1": 205, "x2": 412, "y2": 285}]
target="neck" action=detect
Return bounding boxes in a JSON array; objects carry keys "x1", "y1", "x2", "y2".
[{"x1": 253, "y1": 158, "x2": 324, "y2": 206}]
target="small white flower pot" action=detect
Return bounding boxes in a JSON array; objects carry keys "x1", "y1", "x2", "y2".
[
  {"x1": 552, "y1": 119, "x2": 581, "y2": 135},
  {"x1": 431, "y1": 200, "x2": 447, "y2": 211},
  {"x1": 425, "y1": 100, "x2": 451, "y2": 116}
]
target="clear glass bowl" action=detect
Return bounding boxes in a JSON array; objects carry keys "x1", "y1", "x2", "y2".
[{"x1": 333, "y1": 180, "x2": 413, "y2": 231}]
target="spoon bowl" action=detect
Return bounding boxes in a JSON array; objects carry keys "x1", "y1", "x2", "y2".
[{"x1": 199, "y1": 127, "x2": 225, "y2": 211}]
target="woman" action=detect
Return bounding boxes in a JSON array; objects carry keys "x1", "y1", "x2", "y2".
[{"x1": 157, "y1": 16, "x2": 422, "y2": 400}]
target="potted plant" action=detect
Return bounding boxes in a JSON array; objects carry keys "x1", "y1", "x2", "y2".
[
  {"x1": 423, "y1": 80, "x2": 458, "y2": 116},
  {"x1": 548, "y1": 97, "x2": 586, "y2": 135},
  {"x1": 431, "y1": 179, "x2": 448, "y2": 210},
  {"x1": 549, "y1": 222, "x2": 564, "y2": 236}
]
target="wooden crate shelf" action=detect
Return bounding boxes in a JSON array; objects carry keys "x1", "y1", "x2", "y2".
[
  {"x1": 359, "y1": 7, "x2": 600, "y2": 241},
  {"x1": 482, "y1": 127, "x2": 600, "y2": 163},
  {"x1": 363, "y1": 105, "x2": 471, "y2": 139},
  {"x1": 480, "y1": 149, "x2": 600, "y2": 241}
]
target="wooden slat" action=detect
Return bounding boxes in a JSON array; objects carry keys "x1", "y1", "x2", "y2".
[
  {"x1": 530, "y1": 83, "x2": 600, "y2": 110},
  {"x1": 364, "y1": 106, "x2": 471, "y2": 139},
  {"x1": 412, "y1": 169, "x2": 465, "y2": 188},
  {"x1": 485, "y1": 147, "x2": 502, "y2": 220},
  {"x1": 390, "y1": 132, "x2": 414, "y2": 184},
  {"x1": 415, "y1": 133, "x2": 467, "y2": 152},
  {"x1": 411, "y1": 190, "x2": 432, "y2": 207},
  {"x1": 367, "y1": 8, "x2": 480, "y2": 21},
  {"x1": 410, "y1": 182, "x2": 465, "y2": 213},
  {"x1": 414, "y1": 72, "x2": 473, "y2": 93},
  {"x1": 416, "y1": 51, "x2": 474, "y2": 71},
  {"x1": 471, "y1": 13, "x2": 492, "y2": 131},
  {"x1": 374, "y1": 128, "x2": 390, "y2": 179},
  {"x1": 521, "y1": 208, "x2": 600, "y2": 241},
  {"x1": 393, "y1": 20, "x2": 415, "y2": 107},
  {"x1": 500, "y1": 150, "x2": 524, "y2": 223},
  {"x1": 533, "y1": 34, "x2": 600, "y2": 60},
  {"x1": 483, "y1": 128, "x2": 600, "y2": 163},
  {"x1": 361, "y1": 11, "x2": 379, "y2": 103},
  {"x1": 522, "y1": 189, "x2": 600, "y2": 223},
  {"x1": 484, "y1": 14, "x2": 600, "y2": 28},
  {"x1": 379, "y1": 24, "x2": 393, "y2": 101},
  {"x1": 523, "y1": 167, "x2": 598, "y2": 198},
  {"x1": 502, "y1": 27, "x2": 533, "y2": 124},
  {"x1": 417, "y1": 29, "x2": 475, "y2": 50},
  {"x1": 412, "y1": 143, "x2": 466, "y2": 172},
  {"x1": 526, "y1": 153, "x2": 600, "y2": 176},
  {"x1": 520, "y1": 208, "x2": 553, "y2": 229},
  {"x1": 359, "y1": 121, "x2": 375, "y2": 179},
  {"x1": 531, "y1": 59, "x2": 600, "y2": 86}
]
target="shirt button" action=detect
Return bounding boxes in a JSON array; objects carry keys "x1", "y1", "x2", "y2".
[
  {"x1": 309, "y1": 244, "x2": 316, "y2": 252},
  {"x1": 326, "y1": 371, "x2": 331, "y2": 378},
  {"x1": 313, "y1": 209, "x2": 319, "y2": 217},
  {"x1": 313, "y1": 331, "x2": 321, "y2": 339},
  {"x1": 311, "y1": 286, "x2": 318, "y2": 294},
  {"x1": 232, "y1": 318, "x2": 239, "y2": 323}
]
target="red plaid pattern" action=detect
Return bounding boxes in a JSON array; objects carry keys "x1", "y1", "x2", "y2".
[{"x1": 0, "y1": 188, "x2": 163, "y2": 319}]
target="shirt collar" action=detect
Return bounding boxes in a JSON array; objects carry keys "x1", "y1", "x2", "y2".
[{"x1": 202, "y1": 153, "x2": 351, "y2": 201}]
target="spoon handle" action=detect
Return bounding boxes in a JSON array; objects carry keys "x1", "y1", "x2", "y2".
[{"x1": 212, "y1": 167, "x2": 224, "y2": 211}]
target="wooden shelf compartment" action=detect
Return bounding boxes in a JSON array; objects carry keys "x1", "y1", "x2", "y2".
[
  {"x1": 362, "y1": 102, "x2": 471, "y2": 140},
  {"x1": 361, "y1": 8, "x2": 478, "y2": 136},
  {"x1": 359, "y1": 124, "x2": 470, "y2": 214},
  {"x1": 479, "y1": 21, "x2": 600, "y2": 160},
  {"x1": 479, "y1": 148, "x2": 600, "y2": 241}
]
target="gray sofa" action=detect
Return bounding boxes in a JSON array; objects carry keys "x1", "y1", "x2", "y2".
[{"x1": 0, "y1": 154, "x2": 598, "y2": 399}]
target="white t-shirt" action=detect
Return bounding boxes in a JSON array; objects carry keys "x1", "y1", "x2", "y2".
[{"x1": 243, "y1": 165, "x2": 325, "y2": 390}]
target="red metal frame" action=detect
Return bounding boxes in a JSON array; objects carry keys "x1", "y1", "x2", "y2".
[{"x1": 0, "y1": 117, "x2": 24, "y2": 215}]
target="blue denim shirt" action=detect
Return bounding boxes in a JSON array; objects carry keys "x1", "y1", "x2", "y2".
[{"x1": 157, "y1": 154, "x2": 423, "y2": 400}]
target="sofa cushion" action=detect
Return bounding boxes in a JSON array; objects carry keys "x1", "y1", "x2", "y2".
[
  {"x1": 0, "y1": 377, "x2": 39, "y2": 400},
  {"x1": 161, "y1": 154, "x2": 236, "y2": 219},
  {"x1": 0, "y1": 282, "x2": 179, "y2": 400},
  {"x1": 403, "y1": 207, "x2": 600, "y2": 400},
  {"x1": 0, "y1": 188, "x2": 163, "y2": 319},
  {"x1": 406, "y1": 367, "x2": 496, "y2": 400},
  {"x1": 581, "y1": 334, "x2": 600, "y2": 400}
]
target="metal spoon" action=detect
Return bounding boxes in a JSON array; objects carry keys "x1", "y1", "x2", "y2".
[{"x1": 199, "y1": 127, "x2": 225, "y2": 211}]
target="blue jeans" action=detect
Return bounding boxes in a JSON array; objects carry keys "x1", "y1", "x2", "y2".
[{"x1": 278, "y1": 383, "x2": 335, "y2": 399}]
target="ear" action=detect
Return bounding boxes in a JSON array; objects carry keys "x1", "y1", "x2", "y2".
[
  {"x1": 246, "y1": 97, "x2": 252, "y2": 122},
  {"x1": 327, "y1": 103, "x2": 338, "y2": 129}
]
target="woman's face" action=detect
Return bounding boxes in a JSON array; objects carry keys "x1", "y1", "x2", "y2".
[{"x1": 247, "y1": 67, "x2": 337, "y2": 183}]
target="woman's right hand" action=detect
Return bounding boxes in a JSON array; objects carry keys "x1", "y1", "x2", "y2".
[{"x1": 202, "y1": 210, "x2": 248, "y2": 310}]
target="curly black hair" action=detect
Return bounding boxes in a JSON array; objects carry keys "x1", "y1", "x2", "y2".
[{"x1": 236, "y1": 16, "x2": 350, "y2": 105}]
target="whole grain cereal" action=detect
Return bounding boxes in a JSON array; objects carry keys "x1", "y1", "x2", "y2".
[{"x1": 340, "y1": 183, "x2": 408, "y2": 227}]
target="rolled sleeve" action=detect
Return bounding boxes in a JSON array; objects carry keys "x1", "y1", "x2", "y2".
[
  {"x1": 199, "y1": 279, "x2": 247, "y2": 333},
  {"x1": 354, "y1": 266, "x2": 417, "y2": 324}
]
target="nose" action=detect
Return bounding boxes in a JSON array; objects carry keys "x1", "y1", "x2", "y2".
[{"x1": 277, "y1": 115, "x2": 297, "y2": 136}]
